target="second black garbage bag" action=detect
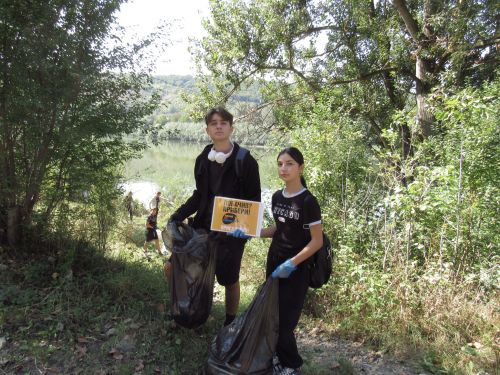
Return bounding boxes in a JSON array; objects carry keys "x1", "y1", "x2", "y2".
[
  {"x1": 203, "y1": 277, "x2": 279, "y2": 375},
  {"x1": 162, "y1": 221, "x2": 216, "y2": 329}
]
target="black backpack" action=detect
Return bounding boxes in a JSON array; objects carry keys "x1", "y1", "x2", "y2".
[{"x1": 308, "y1": 232, "x2": 333, "y2": 289}]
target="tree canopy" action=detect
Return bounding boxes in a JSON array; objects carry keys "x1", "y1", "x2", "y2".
[
  {"x1": 190, "y1": 0, "x2": 498, "y2": 151},
  {"x1": 0, "y1": 0, "x2": 161, "y2": 246}
]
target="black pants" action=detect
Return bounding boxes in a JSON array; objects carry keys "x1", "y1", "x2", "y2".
[{"x1": 266, "y1": 252, "x2": 310, "y2": 369}]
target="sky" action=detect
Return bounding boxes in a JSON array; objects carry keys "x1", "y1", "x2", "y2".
[{"x1": 115, "y1": 0, "x2": 210, "y2": 76}]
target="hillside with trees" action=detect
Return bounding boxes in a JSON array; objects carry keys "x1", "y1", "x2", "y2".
[{"x1": 141, "y1": 75, "x2": 264, "y2": 144}]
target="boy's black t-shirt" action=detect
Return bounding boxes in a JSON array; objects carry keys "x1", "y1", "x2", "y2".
[{"x1": 269, "y1": 188, "x2": 322, "y2": 259}]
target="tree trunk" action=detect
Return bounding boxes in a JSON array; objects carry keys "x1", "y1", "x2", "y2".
[
  {"x1": 393, "y1": 0, "x2": 436, "y2": 138},
  {"x1": 415, "y1": 56, "x2": 433, "y2": 137},
  {"x1": 7, "y1": 205, "x2": 21, "y2": 246}
]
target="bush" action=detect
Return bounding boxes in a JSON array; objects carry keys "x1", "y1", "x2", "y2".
[{"x1": 290, "y1": 77, "x2": 499, "y2": 374}]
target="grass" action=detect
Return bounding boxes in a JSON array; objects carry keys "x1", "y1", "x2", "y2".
[
  {"x1": 6, "y1": 203, "x2": 496, "y2": 375},
  {"x1": 310, "y1": 251, "x2": 500, "y2": 375},
  {"x1": 1, "y1": 222, "x2": 220, "y2": 374},
  {"x1": 0, "y1": 212, "x2": 344, "y2": 375}
]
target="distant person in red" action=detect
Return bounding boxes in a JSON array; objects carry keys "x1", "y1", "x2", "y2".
[{"x1": 143, "y1": 208, "x2": 161, "y2": 257}]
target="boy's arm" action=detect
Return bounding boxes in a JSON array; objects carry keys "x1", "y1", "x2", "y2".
[{"x1": 170, "y1": 190, "x2": 200, "y2": 222}]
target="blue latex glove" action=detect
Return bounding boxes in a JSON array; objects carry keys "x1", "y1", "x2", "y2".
[
  {"x1": 271, "y1": 259, "x2": 297, "y2": 279},
  {"x1": 228, "y1": 228, "x2": 251, "y2": 239}
]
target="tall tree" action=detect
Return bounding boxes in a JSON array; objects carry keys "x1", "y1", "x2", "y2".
[
  {"x1": 0, "y1": 0, "x2": 160, "y2": 246},
  {"x1": 189, "y1": 0, "x2": 498, "y2": 148}
]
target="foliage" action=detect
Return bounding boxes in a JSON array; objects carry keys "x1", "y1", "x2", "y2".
[
  {"x1": 190, "y1": 0, "x2": 498, "y2": 157},
  {"x1": 0, "y1": 0, "x2": 161, "y2": 247},
  {"x1": 297, "y1": 76, "x2": 499, "y2": 373},
  {"x1": 189, "y1": 2, "x2": 499, "y2": 370}
]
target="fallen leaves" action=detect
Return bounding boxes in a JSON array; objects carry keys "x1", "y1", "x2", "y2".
[
  {"x1": 331, "y1": 360, "x2": 341, "y2": 369},
  {"x1": 76, "y1": 337, "x2": 91, "y2": 344},
  {"x1": 74, "y1": 344, "x2": 87, "y2": 360},
  {"x1": 108, "y1": 347, "x2": 123, "y2": 360},
  {"x1": 135, "y1": 360, "x2": 145, "y2": 371}
]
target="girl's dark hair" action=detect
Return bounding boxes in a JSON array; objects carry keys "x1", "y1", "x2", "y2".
[
  {"x1": 204, "y1": 106, "x2": 234, "y2": 126},
  {"x1": 277, "y1": 147, "x2": 307, "y2": 187}
]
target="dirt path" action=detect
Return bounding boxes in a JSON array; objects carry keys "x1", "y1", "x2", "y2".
[{"x1": 297, "y1": 331, "x2": 429, "y2": 375}]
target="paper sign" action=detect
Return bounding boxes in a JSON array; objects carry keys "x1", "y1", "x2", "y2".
[{"x1": 210, "y1": 196, "x2": 263, "y2": 237}]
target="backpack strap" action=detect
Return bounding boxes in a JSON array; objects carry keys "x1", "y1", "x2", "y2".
[{"x1": 235, "y1": 147, "x2": 249, "y2": 180}]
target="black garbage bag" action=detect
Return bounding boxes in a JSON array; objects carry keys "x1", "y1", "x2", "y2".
[
  {"x1": 162, "y1": 221, "x2": 216, "y2": 329},
  {"x1": 203, "y1": 277, "x2": 279, "y2": 375}
]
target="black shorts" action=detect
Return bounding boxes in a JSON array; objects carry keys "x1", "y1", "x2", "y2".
[
  {"x1": 145, "y1": 228, "x2": 158, "y2": 242},
  {"x1": 214, "y1": 236, "x2": 246, "y2": 286}
]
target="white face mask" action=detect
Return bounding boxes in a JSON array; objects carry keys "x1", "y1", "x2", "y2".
[{"x1": 207, "y1": 145, "x2": 233, "y2": 164}]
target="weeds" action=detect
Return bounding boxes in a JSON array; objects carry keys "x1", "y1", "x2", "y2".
[{"x1": 2, "y1": 198, "x2": 497, "y2": 374}]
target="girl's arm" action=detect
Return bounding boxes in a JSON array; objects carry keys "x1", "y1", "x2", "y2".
[
  {"x1": 290, "y1": 224, "x2": 323, "y2": 266},
  {"x1": 259, "y1": 226, "x2": 276, "y2": 238}
]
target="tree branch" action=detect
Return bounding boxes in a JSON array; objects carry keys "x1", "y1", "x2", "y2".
[
  {"x1": 234, "y1": 93, "x2": 305, "y2": 124},
  {"x1": 393, "y1": 0, "x2": 420, "y2": 43},
  {"x1": 292, "y1": 25, "x2": 340, "y2": 41},
  {"x1": 323, "y1": 67, "x2": 399, "y2": 85},
  {"x1": 249, "y1": 59, "x2": 320, "y2": 92}
]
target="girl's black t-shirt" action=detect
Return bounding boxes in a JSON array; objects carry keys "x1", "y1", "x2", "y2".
[{"x1": 269, "y1": 188, "x2": 322, "y2": 259}]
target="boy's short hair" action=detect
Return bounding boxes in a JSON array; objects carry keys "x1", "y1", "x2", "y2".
[{"x1": 204, "y1": 107, "x2": 233, "y2": 126}]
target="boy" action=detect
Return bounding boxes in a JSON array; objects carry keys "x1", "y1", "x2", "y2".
[{"x1": 167, "y1": 107, "x2": 261, "y2": 326}]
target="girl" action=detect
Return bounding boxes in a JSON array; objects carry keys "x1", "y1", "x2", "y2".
[{"x1": 232, "y1": 147, "x2": 323, "y2": 375}]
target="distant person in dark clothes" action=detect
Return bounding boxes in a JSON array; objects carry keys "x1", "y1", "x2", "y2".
[
  {"x1": 123, "y1": 191, "x2": 134, "y2": 221},
  {"x1": 166, "y1": 106, "x2": 261, "y2": 326},
  {"x1": 144, "y1": 208, "x2": 161, "y2": 256},
  {"x1": 230, "y1": 147, "x2": 323, "y2": 375}
]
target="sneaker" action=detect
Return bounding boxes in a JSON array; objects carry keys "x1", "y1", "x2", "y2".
[
  {"x1": 278, "y1": 367, "x2": 301, "y2": 375},
  {"x1": 272, "y1": 355, "x2": 283, "y2": 374}
]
